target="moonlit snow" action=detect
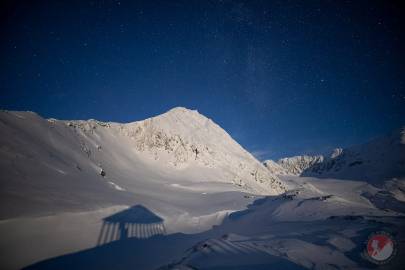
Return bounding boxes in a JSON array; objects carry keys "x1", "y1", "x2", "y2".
[{"x1": 0, "y1": 108, "x2": 404, "y2": 270}]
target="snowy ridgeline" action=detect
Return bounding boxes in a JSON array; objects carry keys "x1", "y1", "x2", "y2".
[
  {"x1": 63, "y1": 107, "x2": 285, "y2": 194},
  {"x1": 264, "y1": 127, "x2": 405, "y2": 186}
]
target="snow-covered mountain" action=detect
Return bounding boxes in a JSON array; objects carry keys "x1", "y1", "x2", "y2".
[
  {"x1": 113, "y1": 107, "x2": 284, "y2": 193},
  {"x1": 1, "y1": 109, "x2": 405, "y2": 270},
  {"x1": 0, "y1": 108, "x2": 285, "y2": 219},
  {"x1": 265, "y1": 155, "x2": 324, "y2": 176},
  {"x1": 303, "y1": 128, "x2": 405, "y2": 185},
  {"x1": 264, "y1": 128, "x2": 405, "y2": 186}
]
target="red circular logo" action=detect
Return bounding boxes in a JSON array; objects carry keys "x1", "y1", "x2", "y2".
[{"x1": 366, "y1": 232, "x2": 395, "y2": 264}]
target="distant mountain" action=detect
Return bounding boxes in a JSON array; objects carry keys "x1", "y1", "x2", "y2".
[
  {"x1": 264, "y1": 128, "x2": 405, "y2": 186},
  {"x1": 0, "y1": 108, "x2": 285, "y2": 219},
  {"x1": 264, "y1": 155, "x2": 324, "y2": 176},
  {"x1": 303, "y1": 128, "x2": 405, "y2": 185}
]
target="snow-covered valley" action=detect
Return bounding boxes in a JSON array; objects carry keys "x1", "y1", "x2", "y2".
[{"x1": 0, "y1": 108, "x2": 404, "y2": 270}]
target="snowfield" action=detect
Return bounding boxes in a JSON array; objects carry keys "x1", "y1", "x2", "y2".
[{"x1": 0, "y1": 108, "x2": 404, "y2": 270}]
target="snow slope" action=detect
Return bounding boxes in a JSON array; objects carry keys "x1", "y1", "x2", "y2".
[{"x1": 23, "y1": 176, "x2": 405, "y2": 270}]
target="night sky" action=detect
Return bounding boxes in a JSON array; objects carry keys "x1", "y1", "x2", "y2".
[{"x1": 1, "y1": 0, "x2": 404, "y2": 160}]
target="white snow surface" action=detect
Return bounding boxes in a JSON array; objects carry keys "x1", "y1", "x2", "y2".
[{"x1": 0, "y1": 109, "x2": 404, "y2": 270}]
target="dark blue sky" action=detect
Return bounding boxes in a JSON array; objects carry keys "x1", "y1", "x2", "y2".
[{"x1": 1, "y1": 0, "x2": 404, "y2": 159}]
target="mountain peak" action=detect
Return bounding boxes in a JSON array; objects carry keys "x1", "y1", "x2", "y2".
[
  {"x1": 158, "y1": 107, "x2": 205, "y2": 121},
  {"x1": 167, "y1": 106, "x2": 197, "y2": 114},
  {"x1": 117, "y1": 108, "x2": 286, "y2": 194},
  {"x1": 1, "y1": 109, "x2": 286, "y2": 195}
]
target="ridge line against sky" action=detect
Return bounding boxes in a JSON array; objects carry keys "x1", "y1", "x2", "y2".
[{"x1": 0, "y1": 0, "x2": 404, "y2": 160}]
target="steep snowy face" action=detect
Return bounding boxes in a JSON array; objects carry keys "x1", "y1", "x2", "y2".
[
  {"x1": 303, "y1": 127, "x2": 405, "y2": 185},
  {"x1": 114, "y1": 107, "x2": 285, "y2": 194},
  {"x1": 118, "y1": 107, "x2": 237, "y2": 167},
  {"x1": 275, "y1": 155, "x2": 324, "y2": 175}
]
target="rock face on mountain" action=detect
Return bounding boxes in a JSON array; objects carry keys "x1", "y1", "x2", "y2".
[
  {"x1": 0, "y1": 108, "x2": 285, "y2": 218},
  {"x1": 264, "y1": 155, "x2": 324, "y2": 176},
  {"x1": 276, "y1": 155, "x2": 324, "y2": 175},
  {"x1": 264, "y1": 128, "x2": 405, "y2": 186}
]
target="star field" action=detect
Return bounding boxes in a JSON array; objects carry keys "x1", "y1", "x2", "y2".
[{"x1": 0, "y1": 0, "x2": 404, "y2": 159}]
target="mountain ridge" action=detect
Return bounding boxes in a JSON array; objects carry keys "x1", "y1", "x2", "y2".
[
  {"x1": 264, "y1": 127, "x2": 405, "y2": 186},
  {"x1": 63, "y1": 107, "x2": 285, "y2": 192}
]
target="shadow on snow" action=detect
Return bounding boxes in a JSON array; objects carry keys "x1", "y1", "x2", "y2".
[
  {"x1": 21, "y1": 198, "x2": 405, "y2": 270},
  {"x1": 97, "y1": 205, "x2": 166, "y2": 245},
  {"x1": 22, "y1": 200, "x2": 308, "y2": 270}
]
